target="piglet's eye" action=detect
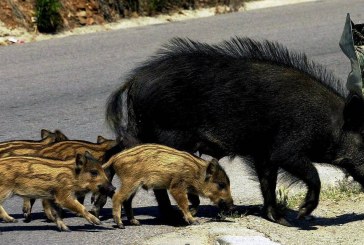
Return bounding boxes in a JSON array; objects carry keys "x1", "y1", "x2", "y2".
[
  {"x1": 90, "y1": 170, "x2": 98, "y2": 177},
  {"x1": 218, "y1": 182, "x2": 226, "y2": 190}
]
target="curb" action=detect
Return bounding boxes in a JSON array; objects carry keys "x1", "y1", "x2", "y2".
[{"x1": 140, "y1": 220, "x2": 280, "y2": 245}]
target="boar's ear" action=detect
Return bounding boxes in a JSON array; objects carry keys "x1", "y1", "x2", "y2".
[
  {"x1": 84, "y1": 151, "x2": 95, "y2": 160},
  {"x1": 343, "y1": 92, "x2": 364, "y2": 131},
  {"x1": 205, "y1": 158, "x2": 219, "y2": 181},
  {"x1": 41, "y1": 129, "x2": 52, "y2": 139},
  {"x1": 97, "y1": 136, "x2": 106, "y2": 144},
  {"x1": 55, "y1": 130, "x2": 68, "y2": 142},
  {"x1": 75, "y1": 153, "x2": 87, "y2": 174}
]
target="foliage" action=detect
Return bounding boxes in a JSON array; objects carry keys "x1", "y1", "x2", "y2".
[
  {"x1": 36, "y1": 0, "x2": 62, "y2": 33},
  {"x1": 276, "y1": 178, "x2": 364, "y2": 211}
]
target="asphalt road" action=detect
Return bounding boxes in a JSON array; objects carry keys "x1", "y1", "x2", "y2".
[{"x1": 0, "y1": 0, "x2": 363, "y2": 244}]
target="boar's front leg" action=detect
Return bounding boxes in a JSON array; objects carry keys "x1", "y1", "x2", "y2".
[
  {"x1": 44, "y1": 199, "x2": 70, "y2": 232},
  {"x1": 169, "y1": 180, "x2": 198, "y2": 225},
  {"x1": 188, "y1": 193, "x2": 200, "y2": 216},
  {"x1": 254, "y1": 159, "x2": 290, "y2": 226},
  {"x1": 279, "y1": 157, "x2": 321, "y2": 219},
  {"x1": 90, "y1": 167, "x2": 115, "y2": 217},
  {"x1": 55, "y1": 194, "x2": 101, "y2": 226}
]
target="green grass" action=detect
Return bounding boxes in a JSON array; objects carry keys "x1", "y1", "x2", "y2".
[{"x1": 276, "y1": 178, "x2": 364, "y2": 211}]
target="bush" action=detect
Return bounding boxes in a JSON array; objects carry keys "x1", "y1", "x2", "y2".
[{"x1": 36, "y1": 0, "x2": 62, "y2": 33}]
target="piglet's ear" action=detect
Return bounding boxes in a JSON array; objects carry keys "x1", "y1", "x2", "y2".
[
  {"x1": 205, "y1": 158, "x2": 219, "y2": 181},
  {"x1": 41, "y1": 129, "x2": 51, "y2": 139},
  {"x1": 343, "y1": 92, "x2": 364, "y2": 131},
  {"x1": 55, "y1": 130, "x2": 68, "y2": 142},
  {"x1": 75, "y1": 153, "x2": 87, "y2": 174},
  {"x1": 97, "y1": 136, "x2": 107, "y2": 144}
]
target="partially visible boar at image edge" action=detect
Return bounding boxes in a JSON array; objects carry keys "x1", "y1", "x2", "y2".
[
  {"x1": 0, "y1": 152, "x2": 114, "y2": 231},
  {"x1": 106, "y1": 37, "x2": 364, "y2": 226}
]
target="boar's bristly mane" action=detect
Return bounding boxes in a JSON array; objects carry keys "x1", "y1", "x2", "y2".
[{"x1": 154, "y1": 37, "x2": 345, "y2": 98}]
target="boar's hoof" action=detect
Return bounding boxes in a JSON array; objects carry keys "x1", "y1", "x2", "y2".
[
  {"x1": 86, "y1": 214, "x2": 101, "y2": 225},
  {"x1": 5, "y1": 217, "x2": 18, "y2": 223},
  {"x1": 297, "y1": 201, "x2": 316, "y2": 220},
  {"x1": 275, "y1": 217, "x2": 292, "y2": 227},
  {"x1": 129, "y1": 219, "x2": 140, "y2": 226},
  {"x1": 189, "y1": 207, "x2": 198, "y2": 216},
  {"x1": 89, "y1": 209, "x2": 100, "y2": 218},
  {"x1": 187, "y1": 218, "x2": 199, "y2": 226},
  {"x1": 116, "y1": 223, "x2": 125, "y2": 229},
  {"x1": 265, "y1": 207, "x2": 292, "y2": 227},
  {"x1": 23, "y1": 214, "x2": 32, "y2": 223},
  {"x1": 56, "y1": 222, "x2": 71, "y2": 232}
]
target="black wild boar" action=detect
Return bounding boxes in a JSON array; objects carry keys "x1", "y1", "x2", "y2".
[
  {"x1": 102, "y1": 144, "x2": 234, "y2": 228},
  {"x1": 0, "y1": 152, "x2": 114, "y2": 231},
  {"x1": 105, "y1": 37, "x2": 364, "y2": 226}
]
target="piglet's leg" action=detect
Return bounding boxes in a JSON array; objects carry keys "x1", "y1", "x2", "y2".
[
  {"x1": 42, "y1": 199, "x2": 56, "y2": 221},
  {"x1": 46, "y1": 200, "x2": 70, "y2": 232},
  {"x1": 169, "y1": 183, "x2": 197, "y2": 225},
  {"x1": 123, "y1": 193, "x2": 140, "y2": 226},
  {"x1": 55, "y1": 195, "x2": 101, "y2": 225},
  {"x1": 0, "y1": 188, "x2": 16, "y2": 223},
  {"x1": 0, "y1": 205, "x2": 17, "y2": 223},
  {"x1": 22, "y1": 198, "x2": 33, "y2": 222},
  {"x1": 112, "y1": 179, "x2": 140, "y2": 229}
]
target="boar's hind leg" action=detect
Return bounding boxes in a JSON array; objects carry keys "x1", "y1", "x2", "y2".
[
  {"x1": 112, "y1": 181, "x2": 140, "y2": 229},
  {"x1": 22, "y1": 198, "x2": 36, "y2": 222},
  {"x1": 0, "y1": 205, "x2": 17, "y2": 223},
  {"x1": 42, "y1": 199, "x2": 56, "y2": 221},
  {"x1": 0, "y1": 188, "x2": 16, "y2": 223},
  {"x1": 123, "y1": 193, "x2": 140, "y2": 226}
]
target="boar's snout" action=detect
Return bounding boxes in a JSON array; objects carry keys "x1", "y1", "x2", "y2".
[
  {"x1": 217, "y1": 199, "x2": 235, "y2": 212},
  {"x1": 98, "y1": 183, "x2": 116, "y2": 197}
]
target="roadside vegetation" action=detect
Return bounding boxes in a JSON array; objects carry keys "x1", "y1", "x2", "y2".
[
  {"x1": 277, "y1": 178, "x2": 364, "y2": 211},
  {"x1": 1, "y1": 0, "x2": 253, "y2": 34}
]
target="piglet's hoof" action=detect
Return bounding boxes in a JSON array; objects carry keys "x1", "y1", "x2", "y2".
[
  {"x1": 23, "y1": 214, "x2": 32, "y2": 223},
  {"x1": 116, "y1": 223, "x2": 125, "y2": 229},
  {"x1": 188, "y1": 219, "x2": 200, "y2": 226},
  {"x1": 129, "y1": 219, "x2": 140, "y2": 226},
  {"x1": 5, "y1": 217, "x2": 18, "y2": 223}
]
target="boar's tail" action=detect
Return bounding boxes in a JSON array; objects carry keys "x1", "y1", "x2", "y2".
[
  {"x1": 106, "y1": 79, "x2": 137, "y2": 140},
  {"x1": 102, "y1": 157, "x2": 114, "y2": 170}
]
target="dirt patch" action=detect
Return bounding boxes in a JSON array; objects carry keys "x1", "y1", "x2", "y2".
[{"x1": 239, "y1": 196, "x2": 364, "y2": 245}]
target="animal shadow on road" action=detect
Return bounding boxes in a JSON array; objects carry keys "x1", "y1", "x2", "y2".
[
  {"x1": 0, "y1": 212, "x2": 114, "y2": 232},
  {"x1": 282, "y1": 209, "x2": 364, "y2": 230},
  {"x1": 99, "y1": 204, "x2": 243, "y2": 227}
]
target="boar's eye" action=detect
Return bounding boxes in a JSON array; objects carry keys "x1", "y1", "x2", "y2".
[
  {"x1": 217, "y1": 182, "x2": 226, "y2": 190},
  {"x1": 90, "y1": 170, "x2": 99, "y2": 177}
]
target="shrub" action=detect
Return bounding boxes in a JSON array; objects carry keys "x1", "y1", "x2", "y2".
[{"x1": 36, "y1": 0, "x2": 62, "y2": 33}]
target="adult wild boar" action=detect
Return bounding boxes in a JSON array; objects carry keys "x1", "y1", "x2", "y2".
[{"x1": 106, "y1": 37, "x2": 364, "y2": 226}]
